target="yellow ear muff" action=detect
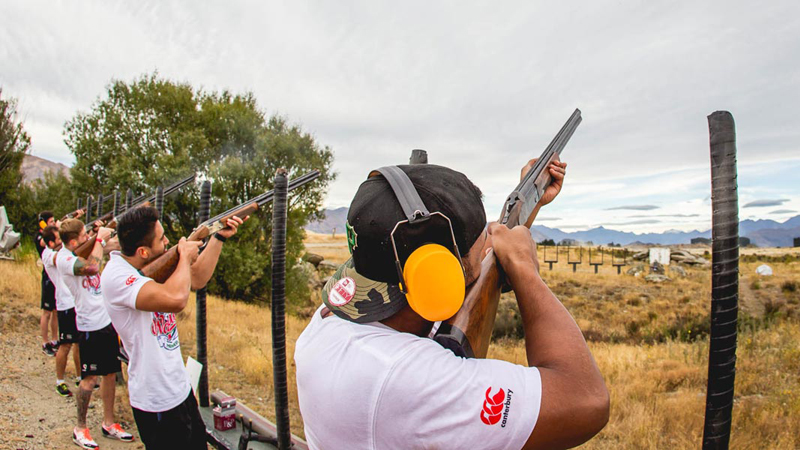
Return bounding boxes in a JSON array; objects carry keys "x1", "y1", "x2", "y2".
[
  {"x1": 403, "y1": 243, "x2": 465, "y2": 322},
  {"x1": 39, "y1": 220, "x2": 47, "y2": 230}
]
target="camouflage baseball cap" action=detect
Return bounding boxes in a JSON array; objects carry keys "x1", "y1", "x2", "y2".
[
  {"x1": 323, "y1": 164, "x2": 485, "y2": 324},
  {"x1": 322, "y1": 257, "x2": 408, "y2": 323}
]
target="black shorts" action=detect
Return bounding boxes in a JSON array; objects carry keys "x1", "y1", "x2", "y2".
[
  {"x1": 133, "y1": 392, "x2": 207, "y2": 450},
  {"x1": 78, "y1": 323, "x2": 121, "y2": 378},
  {"x1": 41, "y1": 274, "x2": 56, "y2": 311},
  {"x1": 58, "y1": 308, "x2": 79, "y2": 344}
]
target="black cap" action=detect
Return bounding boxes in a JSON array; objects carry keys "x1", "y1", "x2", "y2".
[{"x1": 347, "y1": 164, "x2": 485, "y2": 285}]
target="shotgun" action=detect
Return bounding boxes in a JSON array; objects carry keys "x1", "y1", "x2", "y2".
[
  {"x1": 72, "y1": 174, "x2": 196, "y2": 258},
  {"x1": 84, "y1": 173, "x2": 197, "y2": 232},
  {"x1": 141, "y1": 170, "x2": 321, "y2": 283},
  {"x1": 434, "y1": 109, "x2": 582, "y2": 358}
]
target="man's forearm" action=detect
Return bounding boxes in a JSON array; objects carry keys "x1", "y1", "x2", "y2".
[
  {"x1": 191, "y1": 236, "x2": 223, "y2": 289},
  {"x1": 510, "y1": 264, "x2": 599, "y2": 375}
]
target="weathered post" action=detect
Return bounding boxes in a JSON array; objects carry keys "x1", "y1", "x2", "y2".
[
  {"x1": 77, "y1": 197, "x2": 82, "y2": 212},
  {"x1": 125, "y1": 189, "x2": 133, "y2": 212},
  {"x1": 195, "y1": 181, "x2": 211, "y2": 407},
  {"x1": 271, "y1": 168, "x2": 291, "y2": 450},
  {"x1": 702, "y1": 111, "x2": 739, "y2": 450},
  {"x1": 544, "y1": 244, "x2": 559, "y2": 270},
  {"x1": 112, "y1": 190, "x2": 120, "y2": 217},
  {"x1": 85, "y1": 196, "x2": 93, "y2": 223},
  {"x1": 155, "y1": 186, "x2": 165, "y2": 219},
  {"x1": 410, "y1": 149, "x2": 428, "y2": 164},
  {"x1": 96, "y1": 192, "x2": 103, "y2": 220}
]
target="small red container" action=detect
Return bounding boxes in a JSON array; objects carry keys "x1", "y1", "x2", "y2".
[{"x1": 213, "y1": 396, "x2": 237, "y2": 431}]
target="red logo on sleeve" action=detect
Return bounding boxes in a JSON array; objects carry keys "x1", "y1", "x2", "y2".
[
  {"x1": 480, "y1": 387, "x2": 506, "y2": 425},
  {"x1": 125, "y1": 276, "x2": 137, "y2": 286}
]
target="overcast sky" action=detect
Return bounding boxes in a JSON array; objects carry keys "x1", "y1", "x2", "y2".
[{"x1": 2, "y1": 1, "x2": 799, "y2": 232}]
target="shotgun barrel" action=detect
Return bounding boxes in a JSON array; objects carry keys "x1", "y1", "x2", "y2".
[
  {"x1": 434, "y1": 110, "x2": 582, "y2": 358},
  {"x1": 141, "y1": 170, "x2": 320, "y2": 283}
]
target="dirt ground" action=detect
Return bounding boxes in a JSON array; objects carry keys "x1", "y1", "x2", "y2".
[{"x1": 0, "y1": 292, "x2": 142, "y2": 450}]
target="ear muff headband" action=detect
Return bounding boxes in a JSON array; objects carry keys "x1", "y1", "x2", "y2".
[{"x1": 374, "y1": 166, "x2": 466, "y2": 321}]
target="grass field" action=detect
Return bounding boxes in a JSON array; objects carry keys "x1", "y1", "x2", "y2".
[{"x1": 2, "y1": 236, "x2": 799, "y2": 448}]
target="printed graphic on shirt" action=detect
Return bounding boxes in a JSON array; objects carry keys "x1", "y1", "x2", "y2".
[
  {"x1": 82, "y1": 274, "x2": 102, "y2": 296},
  {"x1": 151, "y1": 312, "x2": 180, "y2": 351},
  {"x1": 125, "y1": 275, "x2": 137, "y2": 286},
  {"x1": 481, "y1": 387, "x2": 514, "y2": 427}
]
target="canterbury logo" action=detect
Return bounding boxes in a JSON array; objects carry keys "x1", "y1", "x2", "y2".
[
  {"x1": 480, "y1": 387, "x2": 506, "y2": 425},
  {"x1": 125, "y1": 276, "x2": 137, "y2": 286}
]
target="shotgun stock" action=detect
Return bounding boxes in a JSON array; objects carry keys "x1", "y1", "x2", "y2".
[
  {"x1": 141, "y1": 170, "x2": 320, "y2": 283},
  {"x1": 434, "y1": 109, "x2": 582, "y2": 358}
]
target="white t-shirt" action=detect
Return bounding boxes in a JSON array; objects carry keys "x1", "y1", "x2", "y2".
[
  {"x1": 102, "y1": 251, "x2": 190, "y2": 413},
  {"x1": 295, "y1": 306, "x2": 542, "y2": 450},
  {"x1": 42, "y1": 247, "x2": 75, "y2": 311},
  {"x1": 56, "y1": 247, "x2": 111, "y2": 332}
]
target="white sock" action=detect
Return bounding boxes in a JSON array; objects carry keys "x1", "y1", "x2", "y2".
[{"x1": 57, "y1": 379, "x2": 65, "y2": 385}]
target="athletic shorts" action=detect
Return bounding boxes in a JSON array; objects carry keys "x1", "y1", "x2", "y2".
[
  {"x1": 41, "y1": 274, "x2": 56, "y2": 311},
  {"x1": 78, "y1": 323, "x2": 122, "y2": 378},
  {"x1": 58, "y1": 308, "x2": 79, "y2": 344},
  {"x1": 133, "y1": 392, "x2": 207, "y2": 450}
]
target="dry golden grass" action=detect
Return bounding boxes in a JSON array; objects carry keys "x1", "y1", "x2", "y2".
[{"x1": 3, "y1": 241, "x2": 800, "y2": 448}]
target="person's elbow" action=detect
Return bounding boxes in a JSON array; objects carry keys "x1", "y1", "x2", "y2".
[
  {"x1": 163, "y1": 290, "x2": 190, "y2": 313},
  {"x1": 583, "y1": 379, "x2": 610, "y2": 439}
]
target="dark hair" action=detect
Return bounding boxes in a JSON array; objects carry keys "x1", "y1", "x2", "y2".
[
  {"x1": 117, "y1": 206, "x2": 160, "y2": 256},
  {"x1": 42, "y1": 225, "x2": 59, "y2": 245},
  {"x1": 39, "y1": 210, "x2": 54, "y2": 223}
]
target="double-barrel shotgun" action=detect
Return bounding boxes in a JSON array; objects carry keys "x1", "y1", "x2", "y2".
[
  {"x1": 142, "y1": 170, "x2": 320, "y2": 283},
  {"x1": 434, "y1": 109, "x2": 582, "y2": 358},
  {"x1": 71, "y1": 174, "x2": 196, "y2": 258}
]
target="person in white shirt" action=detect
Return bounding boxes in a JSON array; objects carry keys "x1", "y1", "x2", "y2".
[
  {"x1": 102, "y1": 205, "x2": 245, "y2": 450},
  {"x1": 41, "y1": 225, "x2": 81, "y2": 398},
  {"x1": 58, "y1": 218, "x2": 133, "y2": 449},
  {"x1": 36, "y1": 211, "x2": 59, "y2": 356},
  {"x1": 295, "y1": 160, "x2": 609, "y2": 450}
]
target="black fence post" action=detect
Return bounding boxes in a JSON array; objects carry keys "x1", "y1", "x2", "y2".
[
  {"x1": 196, "y1": 181, "x2": 211, "y2": 407},
  {"x1": 410, "y1": 149, "x2": 428, "y2": 164},
  {"x1": 702, "y1": 111, "x2": 739, "y2": 450},
  {"x1": 85, "y1": 196, "x2": 93, "y2": 223},
  {"x1": 271, "y1": 168, "x2": 291, "y2": 450},
  {"x1": 155, "y1": 186, "x2": 165, "y2": 219},
  {"x1": 112, "y1": 190, "x2": 120, "y2": 217},
  {"x1": 96, "y1": 192, "x2": 103, "y2": 220},
  {"x1": 125, "y1": 189, "x2": 133, "y2": 212}
]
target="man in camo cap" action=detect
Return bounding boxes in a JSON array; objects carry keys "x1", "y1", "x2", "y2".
[{"x1": 295, "y1": 159, "x2": 608, "y2": 450}]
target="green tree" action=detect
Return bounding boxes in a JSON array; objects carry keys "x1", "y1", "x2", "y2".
[
  {"x1": 0, "y1": 89, "x2": 32, "y2": 225},
  {"x1": 64, "y1": 73, "x2": 335, "y2": 309}
]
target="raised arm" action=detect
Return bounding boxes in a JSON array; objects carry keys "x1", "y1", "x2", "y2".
[
  {"x1": 488, "y1": 223, "x2": 609, "y2": 450},
  {"x1": 135, "y1": 237, "x2": 201, "y2": 313},
  {"x1": 190, "y1": 215, "x2": 247, "y2": 290},
  {"x1": 72, "y1": 227, "x2": 112, "y2": 276}
]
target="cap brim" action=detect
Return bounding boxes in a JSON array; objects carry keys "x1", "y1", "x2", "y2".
[{"x1": 322, "y1": 258, "x2": 408, "y2": 323}]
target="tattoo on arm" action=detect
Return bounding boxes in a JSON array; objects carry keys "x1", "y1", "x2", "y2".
[{"x1": 73, "y1": 255, "x2": 100, "y2": 276}]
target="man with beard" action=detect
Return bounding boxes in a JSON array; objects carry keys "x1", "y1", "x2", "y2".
[
  {"x1": 101, "y1": 206, "x2": 245, "y2": 449},
  {"x1": 58, "y1": 218, "x2": 132, "y2": 448}
]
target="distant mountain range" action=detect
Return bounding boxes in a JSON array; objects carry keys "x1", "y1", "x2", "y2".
[
  {"x1": 21, "y1": 155, "x2": 70, "y2": 183},
  {"x1": 307, "y1": 208, "x2": 800, "y2": 248}
]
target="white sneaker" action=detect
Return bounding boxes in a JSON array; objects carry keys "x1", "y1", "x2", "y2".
[
  {"x1": 101, "y1": 422, "x2": 134, "y2": 442},
  {"x1": 73, "y1": 427, "x2": 98, "y2": 449}
]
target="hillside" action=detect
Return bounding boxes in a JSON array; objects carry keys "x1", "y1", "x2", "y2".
[
  {"x1": 20, "y1": 155, "x2": 70, "y2": 184},
  {"x1": 307, "y1": 208, "x2": 800, "y2": 247}
]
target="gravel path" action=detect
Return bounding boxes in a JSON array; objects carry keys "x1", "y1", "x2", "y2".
[{"x1": 0, "y1": 300, "x2": 143, "y2": 450}]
